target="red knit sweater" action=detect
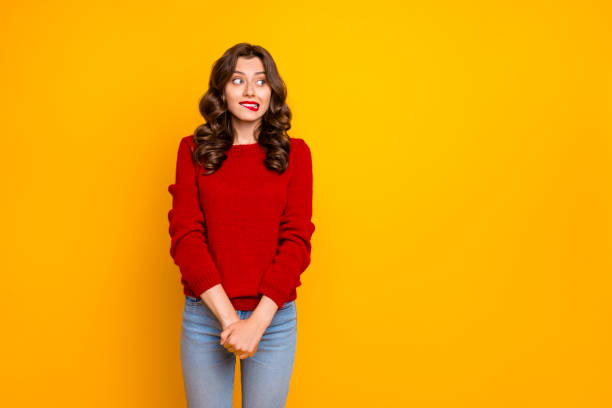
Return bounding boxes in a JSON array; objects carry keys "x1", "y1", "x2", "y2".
[{"x1": 167, "y1": 135, "x2": 315, "y2": 311}]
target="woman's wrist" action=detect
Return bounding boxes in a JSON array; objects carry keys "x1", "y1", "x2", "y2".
[
  {"x1": 221, "y1": 315, "x2": 241, "y2": 330},
  {"x1": 249, "y1": 295, "x2": 278, "y2": 330},
  {"x1": 199, "y1": 284, "x2": 240, "y2": 329}
]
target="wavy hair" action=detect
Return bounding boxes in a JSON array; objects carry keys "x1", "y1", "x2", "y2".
[{"x1": 192, "y1": 43, "x2": 292, "y2": 175}]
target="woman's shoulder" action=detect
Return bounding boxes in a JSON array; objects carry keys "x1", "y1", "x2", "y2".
[
  {"x1": 288, "y1": 137, "x2": 311, "y2": 154},
  {"x1": 180, "y1": 134, "x2": 196, "y2": 151},
  {"x1": 287, "y1": 137, "x2": 312, "y2": 172}
]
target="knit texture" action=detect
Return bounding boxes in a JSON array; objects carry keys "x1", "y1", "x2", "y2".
[{"x1": 168, "y1": 135, "x2": 315, "y2": 310}]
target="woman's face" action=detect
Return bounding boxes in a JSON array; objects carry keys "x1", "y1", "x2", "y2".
[{"x1": 224, "y1": 56, "x2": 271, "y2": 124}]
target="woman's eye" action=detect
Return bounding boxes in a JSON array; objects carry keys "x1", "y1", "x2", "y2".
[{"x1": 231, "y1": 77, "x2": 265, "y2": 85}]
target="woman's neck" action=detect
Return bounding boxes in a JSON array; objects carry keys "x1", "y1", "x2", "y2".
[{"x1": 231, "y1": 117, "x2": 260, "y2": 145}]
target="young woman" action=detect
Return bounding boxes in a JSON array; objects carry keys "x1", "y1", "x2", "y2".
[{"x1": 167, "y1": 43, "x2": 315, "y2": 407}]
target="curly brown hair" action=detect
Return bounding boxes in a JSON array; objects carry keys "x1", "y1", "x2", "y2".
[{"x1": 192, "y1": 43, "x2": 292, "y2": 175}]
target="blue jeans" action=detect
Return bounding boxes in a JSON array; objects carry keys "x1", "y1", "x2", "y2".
[{"x1": 180, "y1": 295, "x2": 297, "y2": 408}]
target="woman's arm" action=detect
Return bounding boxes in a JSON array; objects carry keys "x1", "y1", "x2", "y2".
[
  {"x1": 257, "y1": 138, "x2": 316, "y2": 309},
  {"x1": 168, "y1": 137, "x2": 227, "y2": 305},
  {"x1": 200, "y1": 284, "x2": 240, "y2": 329},
  {"x1": 249, "y1": 295, "x2": 281, "y2": 329}
]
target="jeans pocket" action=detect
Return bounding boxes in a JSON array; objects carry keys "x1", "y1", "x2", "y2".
[
  {"x1": 279, "y1": 300, "x2": 295, "y2": 311},
  {"x1": 185, "y1": 295, "x2": 202, "y2": 304}
]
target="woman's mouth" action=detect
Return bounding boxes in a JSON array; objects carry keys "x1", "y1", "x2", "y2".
[{"x1": 239, "y1": 101, "x2": 259, "y2": 111}]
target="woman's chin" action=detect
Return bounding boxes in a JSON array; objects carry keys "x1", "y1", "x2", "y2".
[{"x1": 231, "y1": 113, "x2": 263, "y2": 123}]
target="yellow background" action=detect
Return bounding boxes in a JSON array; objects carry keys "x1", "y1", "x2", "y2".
[{"x1": 2, "y1": 0, "x2": 610, "y2": 406}]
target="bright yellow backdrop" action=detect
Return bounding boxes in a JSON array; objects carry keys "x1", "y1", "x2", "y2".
[{"x1": 1, "y1": 0, "x2": 610, "y2": 406}]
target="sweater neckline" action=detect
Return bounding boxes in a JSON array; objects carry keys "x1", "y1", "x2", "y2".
[{"x1": 228, "y1": 142, "x2": 263, "y2": 157}]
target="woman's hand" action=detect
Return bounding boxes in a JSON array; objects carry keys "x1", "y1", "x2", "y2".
[{"x1": 220, "y1": 317, "x2": 267, "y2": 359}]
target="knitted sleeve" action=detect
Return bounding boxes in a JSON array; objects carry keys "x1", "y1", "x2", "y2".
[
  {"x1": 258, "y1": 139, "x2": 316, "y2": 309},
  {"x1": 168, "y1": 136, "x2": 222, "y2": 298}
]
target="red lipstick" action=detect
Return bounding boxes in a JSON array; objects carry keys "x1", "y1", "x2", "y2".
[{"x1": 239, "y1": 101, "x2": 259, "y2": 111}]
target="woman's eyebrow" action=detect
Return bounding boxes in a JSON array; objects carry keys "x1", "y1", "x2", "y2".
[{"x1": 233, "y1": 70, "x2": 266, "y2": 75}]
